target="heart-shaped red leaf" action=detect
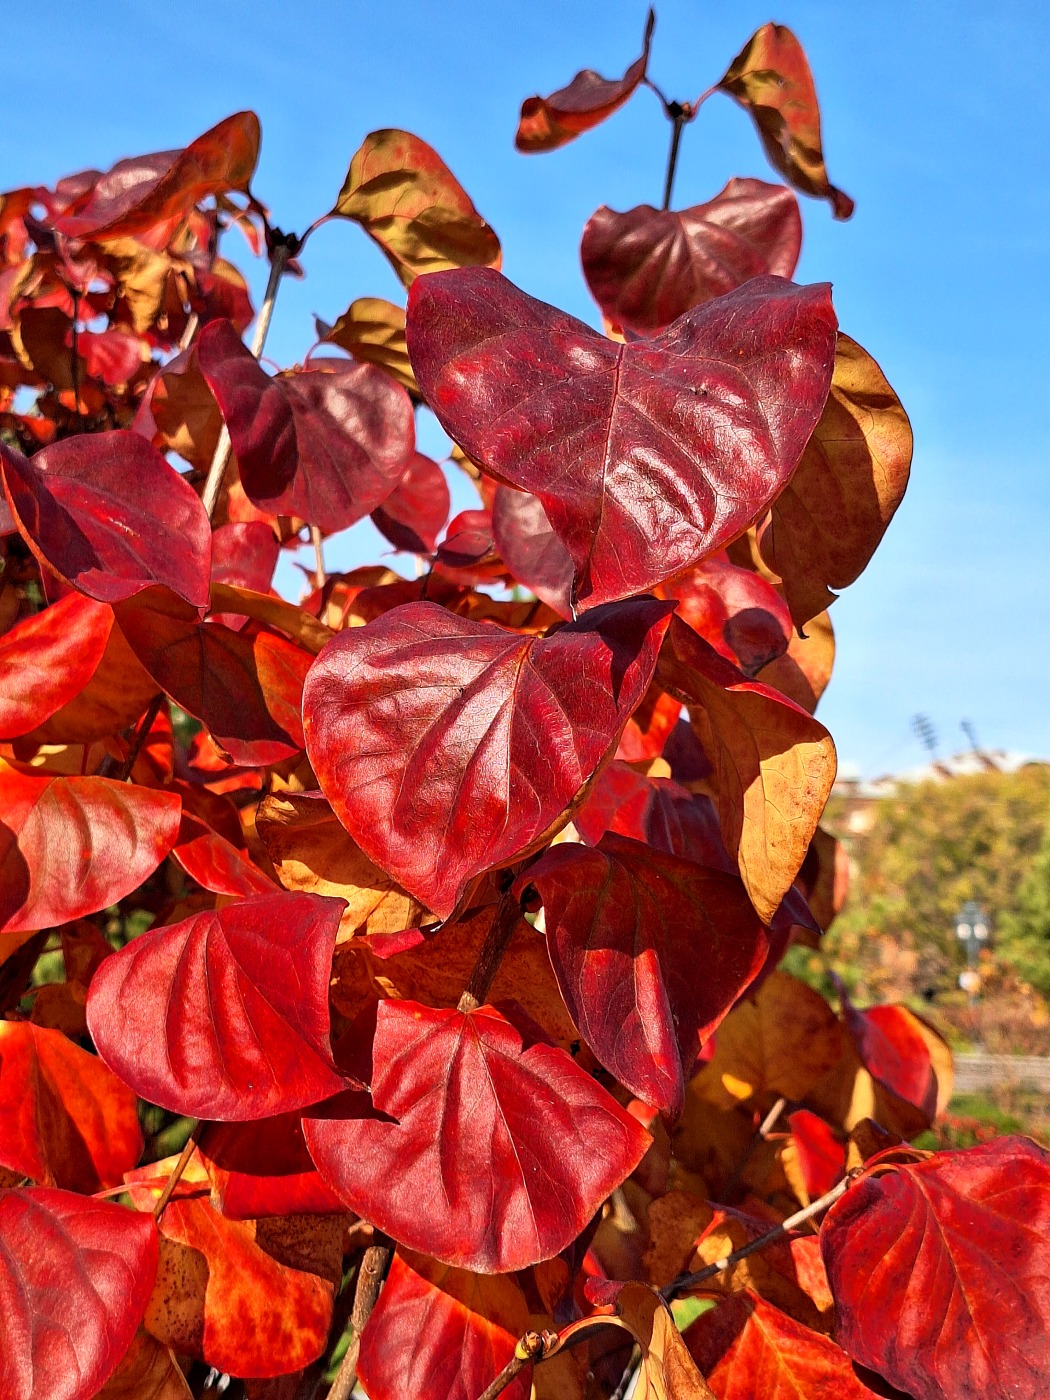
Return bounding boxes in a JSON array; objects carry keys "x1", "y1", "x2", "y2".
[
  {"x1": 304, "y1": 999, "x2": 651, "y2": 1271},
  {"x1": 821, "y1": 1138, "x2": 1050, "y2": 1399},
  {"x1": 520, "y1": 834, "x2": 767, "y2": 1117},
  {"x1": 515, "y1": 10, "x2": 654, "y2": 153},
  {"x1": 0, "y1": 770, "x2": 181, "y2": 934},
  {"x1": 86, "y1": 891, "x2": 349, "y2": 1120},
  {"x1": 719, "y1": 26, "x2": 854, "y2": 219},
  {"x1": 54, "y1": 112, "x2": 260, "y2": 240},
  {"x1": 371, "y1": 451, "x2": 450, "y2": 554},
  {"x1": 0, "y1": 1188, "x2": 158, "y2": 1400},
  {"x1": 0, "y1": 593, "x2": 113, "y2": 740},
  {"x1": 303, "y1": 597, "x2": 673, "y2": 918},
  {"x1": 0, "y1": 1020, "x2": 143, "y2": 1191},
  {"x1": 198, "y1": 318, "x2": 415, "y2": 534},
  {"x1": 685, "y1": 1291, "x2": 881, "y2": 1398},
  {"x1": 582, "y1": 180, "x2": 802, "y2": 335},
  {"x1": 0, "y1": 432, "x2": 211, "y2": 608},
  {"x1": 408, "y1": 268, "x2": 836, "y2": 609}
]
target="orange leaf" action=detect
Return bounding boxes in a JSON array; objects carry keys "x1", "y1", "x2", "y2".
[{"x1": 322, "y1": 297, "x2": 419, "y2": 397}]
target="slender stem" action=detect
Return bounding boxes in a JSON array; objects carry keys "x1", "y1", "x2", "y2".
[
  {"x1": 721, "y1": 1095, "x2": 787, "y2": 1201},
  {"x1": 477, "y1": 1334, "x2": 548, "y2": 1400},
  {"x1": 660, "y1": 1176, "x2": 850, "y2": 1300},
  {"x1": 610, "y1": 1348, "x2": 641, "y2": 1400},
  {"x1": 325, "y1": 1237, "x2": 392, "y2": 1400},
  {"x1": 662, "y1": 112, "x2": 686, "y2": 211},
  {"x1": 117, "y1": 693, "x2": 165, "y2": 783},
  {"x1": 311, "y1": 524, "x2": 326, "y2": 589},
  {"x1": 70, "y1": 290, "x2": 81, "y2": 422},
  {"x1": 153, "y1": 1121, "x2": 202, "y2": 1223},
  {"x1": 457, "y1": 890, "x2": 521, "y2": 1012},
  {"x1": 200, "y1": 241, "x2": 292, "y2": 520},
  {"x1": 177, "y1": 310, "x2": 200, "y2": 353}
]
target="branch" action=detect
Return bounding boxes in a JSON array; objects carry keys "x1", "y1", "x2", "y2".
[
  {"x1": 325, "y1": 1236, "x2": 392, "y2": 1400},
  {"x1": 661, "y1": 109, "x2": 687, "y2": 211},
  {"x1": 116, "y1": 693, "x2": 165, "y2": 783},
  {"x1": 310, "y1": 524, "x2": 326, "y2": 589},
  {"x1": 660, "y1": 1175, "x2": 850, "y2": 1301},
  {"x1": 457, "y1": 887, "x2": 521, "y2": 1012},
  {"x1": 200, "y1": 238, "x2": 293, "y2": 520},
  {"x1": 152, "y1": 1120, "x2": 202, "y2": 1223}
]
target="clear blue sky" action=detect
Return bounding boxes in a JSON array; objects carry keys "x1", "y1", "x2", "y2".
[{"x1": 4, "y1": 1, "x2": 1048, "y2": 778}]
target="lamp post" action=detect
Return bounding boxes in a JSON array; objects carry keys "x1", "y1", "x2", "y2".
[{"x1": 955, "y1": 899, "x2": 989, "y2": 1005}]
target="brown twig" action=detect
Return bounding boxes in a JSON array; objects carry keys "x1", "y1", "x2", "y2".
[
  {"x1": 661, "y1": 108, "x2": 688, "y2": 210},
  {"x1": 152, "y1": 1120, "x2": 202, "y2": 1223},
  {"x1": 476, "y1": 1332, "x2": 550, "y2": 1400},
  {"x1": 660, "y1": 1176, "x2": 850, "y2": 1300},
  {"x1": 116, "y1": 693, "x2": 165, "y2": 782},
  {"x1": 325, "y1": 1236, "x2": 393, "y2": 1400},
  {"x1": 200, "y1": 240, "x2": 292, "y2": 520},
  {"x1": 457, "y1": 888, "x2": 522, "y2": 1012}
]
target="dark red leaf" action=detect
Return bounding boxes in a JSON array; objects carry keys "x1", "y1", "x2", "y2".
[
  {"x1": 210, "y1": 520, "x2": 280, "y2": 595},
  {"x1": 515, "y1": 10, "x2": 654, "y2": 153},
  {"x1": 115, "y1": 591, "x2": 311, "y2": 766},
  {"x1": 0, "y1": 432, "x2": 211, "y2": 608},
  {"x1": 86, "y1": 891, "x2": 349, "y2": 1120},
  {"x1": 303, "y1": 597, "x2": 673, "y2": 918},
  {"x1": 304, "y1": 999, "x2": 651, "y2": 1270},
  {"x1": 520, "y1": 833, "x2": 768, "y2": 1116},
  {"x1": 0, "y1": 594, "x2": 113, "y2": 740},
  {"x1": 371, "y1": 451, "x2": 450, "y2": 553},
  {"x1": 658, "y1": 555, "x2": 791, "y2": 677},
  {"x1": 574, "y1": 760, "x2": 729, "y2": 870},
  {"x1": 0, "y1": 1188, "x2": 158, "y2": 1400},
  {"x1": 490, "y1": 486, "x2": 574, "y2": 618},
  {"x1": 821, "y1": 1138, "x2": 1050, "y2": 1399},
  {"x1": 407, "y1": 268, "x2": 836, "y2": 609},
  {"x1": 0, "y1": 771, "x2": 181, "y2": 934},
  {"x1": 432, "y1": 509, "x2": 505, "y2": 583},
  {"x1": 0, "y1": 1020, "x2": 143, "y2": 1191},
  {"x1": 197, "y1": 1114, "x2": 344, "y2": 1218},
  {"x1": 54, "y1": 112, "x2": 261, "y2": 240},
  {"x1": 582, "y1": 181, "x2": 802, "y2": 336},
  {"x1": 198, "y1": 318, "x2": 415, "y2": 534}
]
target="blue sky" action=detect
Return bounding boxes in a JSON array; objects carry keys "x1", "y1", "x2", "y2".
[{"x1": 4, "y1": 1, "x2": 1048, "y2": 777}]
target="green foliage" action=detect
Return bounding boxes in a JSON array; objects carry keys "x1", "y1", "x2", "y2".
[{"x1": 825, "y1": 765, "x2": 1050, "y2": 995}]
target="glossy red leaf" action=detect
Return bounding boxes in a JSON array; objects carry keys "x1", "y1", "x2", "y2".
[
  {"x1": 407, "y1": 268, "x2": 836, "y2": 609},
  {"x1": 358, "y1": 1249, "x2": 531, "y2": 1400},
  {"x1": 198, "y1": 1115, "x2": 344, "y2": 1218},
  {"x1": 54, "y1": 112, "x2": 260, "y2": 240},
  {"x1": 821, "y1": 1138, "x2": 1050, "y2": 1399},
  {"x1": 197, "y1": 318, "x2": 415, "y2": 534},
  {"x1": 115, "y1": 592, "x2": 311, "y2": 766},
  {"x1": 0, "y1": 593, "x2": 113, "y2": 739},
  {"x1": 719, "y1": 26, "x2": 854, "y2": 219},
  {"x1": 658, "y1": 556, "x2": 791, "y2": 677},
  {"x1": 0, "y1": 770, "x2": 181, "y2": 934},
  {"x1": 786, "y1": 1109, "x2": 847, "y2": 1203},
  {"x1": 574, "y1": 760, "x2": 729, "y2": 871},
  {"x1": 371, "y1": 451, "x2": 450, "y2": 553},
  {"x1": 0, "y1": 1188, "x2": 158, "y2": 1400},
  {"x1": 172, "y1": 826, "x2": 276, "y2": 897},
  {"x1": 210, "y1": 520, "x2": 279, "y2": 595},
  {"x1": 516, "y1": 11, "x2": 654, "y2": 152},
  {"x1": 0, "y1": 432, "x2": 211, "y2": 608},
  {"x1": 520, "y1": 834, "x2": 767, "y2": 1116},
  {"x1": 303, "y1": 597, "x2": 673, "y2": 918},
  {"x1": 685, "y1": 1291, "x2": 880, "y2": 1398},
  {"x1": 491, "y1": 486, "x2": 573, "y2": 618},
  {"x1": 0, "y1": 1020, "x2": 143, "y2": 1191},
  {"x1": 304, "y1": 999, "x2": 651, "y2": 1271},
  {"x1": 86, "y1": 891, "x2": 349, "y2": 1120},
  {"x1": 582, "y1": 181, "x2": 802, "y2": 336}
]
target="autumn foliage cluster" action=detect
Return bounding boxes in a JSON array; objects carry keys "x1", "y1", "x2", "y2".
[{"x1": 0, "y1": 14, "x2": 1046, "y2": 1400}]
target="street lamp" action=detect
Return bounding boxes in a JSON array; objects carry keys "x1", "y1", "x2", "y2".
[{"x1": 955, "y1": 899, "x2": 990, "y2": 1003}]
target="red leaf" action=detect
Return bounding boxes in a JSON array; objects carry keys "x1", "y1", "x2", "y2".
[
  {"x1": 54, "y1": 112, "x2": 261, "y2": 240},
  {"x1": 718, "y1": 26, "x2": 853, "y2": 219},
  {"x1": 685, "y1": 1291, "x2": 881, "y2": 1398},
  {"x1": 75, "y1": 327, "x2": 148, "y2": 386},
  {"x1": 302, "y1": 597, "x2": 673, "y2": 918},
  {"x1": 0, "y1": 1020, "x2": 143, "y2": 1191},
  {"x1": 840, "y1": 996, "x2": 937, "y2": 1122},
  {"x1": 198, "y1": 1114, "x2": 344, "y2": 1218},
  {"x1": 0, "y1": 1188, "x2": 158, "y2": 1400},
  {"x1": 821, "y1": 1138, "x2": 1050, "y2": 1399},
  {"x1": 0, "y1": 594, "x2": 113, "y2": 740},
  {"x1": 582, "y1": 181, "x2": 802, "y2": 336},
  {"x1": 197, "y1": 319, "x2": 415, "y2": 534},
  {"x1": 210, "y1": 521, "x2": 279, "y2": 595},
  {"x1": 358, "y1": 1249, "x2": 531, "y2": 1400},
  {"x1": 86, "y1": 891, "x2": 349, "y2": 1120},
  {"x1": 304, "y1": 999, "x2": 651, "y2": 1271},
  {"x1": 371, "y1": 451, "x2": 450, "y2": 554},
  {"x1": 515, "y1": 10, "x2": 654, "y2": 153},
  {"x1": 658, "y1": 555, "x2": 791, "y2": 678},
  {"x1": 574, "y1": 761, "x2": 729, "y2": 871},
  {"x1": 490, "y1": 486, "x2": 573, "y2": 618},
  {"x1": 520, "y1": 834, "x2": 767, "y2": 1116},
  {"x1": 172, "y1": 826, "x2": 277, "y2": 897},
  {"x1": 786, "y1": 1109, "x2": 847, "y2": 1202},
  {"x1": 0, "y1": 771, "x2": 181, "y2": 934},
  {"x1": 0, "y1": 432, "x2": 211, "y2": 608},
  {"x1": 407, "y1": 269, "x2": 836, "y2": 609},
  {"x1": 115, "y1": 592, "x2": 311, "y2": 766}
]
